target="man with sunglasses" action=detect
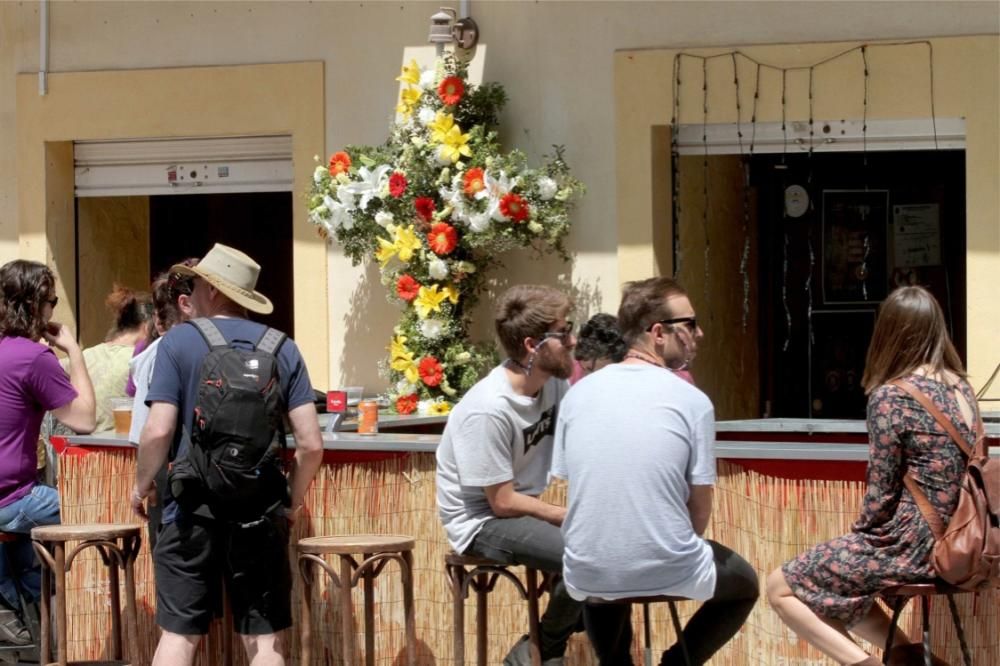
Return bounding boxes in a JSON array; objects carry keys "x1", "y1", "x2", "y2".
[
  {"x1": 436, "y1": 284, "x2": 581, "y2": 666},
  {"x1": 551, "y1": 277, "x2": 758, "y2": 665}
]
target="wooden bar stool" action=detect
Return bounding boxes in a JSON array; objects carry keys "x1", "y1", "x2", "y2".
[
  {"x1": 880, "y1": 581, "x2": 972, "y2": 666},
  {"x1": 444, "y1": 552, "x2": 554, "y2": 666},
  {"x1": 30, "y1": 523, "x2": 141, "y2": 666},
  {"x1": 297, "y1": 534, "x2": 416, "y2": 666},
  {"x1": 586, "y1": 595, "x2": 692, "y2": 666}
]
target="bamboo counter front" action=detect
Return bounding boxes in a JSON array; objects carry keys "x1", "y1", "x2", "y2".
[{"x1": 50, "y1": 418, "x2": 1000, "y2": 665}]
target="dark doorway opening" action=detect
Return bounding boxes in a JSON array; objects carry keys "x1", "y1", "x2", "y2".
[
  {"x1": 754, "y1": 150, "x2": 966, "y2": 419},
  {"x1": 149, "y1": 192, "x2": 294, "y2": 336}
]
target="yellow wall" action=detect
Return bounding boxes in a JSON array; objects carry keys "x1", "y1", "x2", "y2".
[
  {"x1": 13, "y1": 62, "x2": 328, "y2": 386},
  {"x1": 616, "y1": 35, "x2": 1000, "y2": 387},
  {"x1": 1, "y1": 2, "x2": 997, "y2": 394}
]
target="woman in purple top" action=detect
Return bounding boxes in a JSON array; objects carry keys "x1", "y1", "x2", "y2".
[{"x1": 0, "y1": 260, "x2": 96, "y2": 645}]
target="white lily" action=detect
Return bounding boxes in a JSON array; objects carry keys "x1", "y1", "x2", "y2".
[
  {"x1": 420, "y1": 318, "x2": 446, "y2": 339},
  {"x1": 428, "y1": 258, "x2": 449, "y2": 280},
  {"x1": 345, "y1": 164, "x2": 392, "y2": 211},
  {"x1": 468, "y1": 211, "x2": 491, "y2": 232}
]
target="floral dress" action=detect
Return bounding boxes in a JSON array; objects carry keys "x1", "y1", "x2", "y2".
[{"x1": 781, "y1": 374, "x2": 976, "y2": 627}]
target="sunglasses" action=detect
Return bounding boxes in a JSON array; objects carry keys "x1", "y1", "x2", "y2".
[
  {"x1": 46, "y1": 297, "x2": 59, "y2": 308},
  {"x1": 647, "y1": 316, "x2": 697, "y2": 332},
  {"x1": 539, "y1": 321, "x2": 575, "y2": 344},
  {"x1": 167, "y1": 272, "x2": 195, "y2": 295}
]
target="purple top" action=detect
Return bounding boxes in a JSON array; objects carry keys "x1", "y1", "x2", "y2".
[
  {"x1": 124, "y1": 337, "x2": 149, "y2": 397},
  {"x1": 0, "y1": 336, "x2": 77, "y2": 507}
]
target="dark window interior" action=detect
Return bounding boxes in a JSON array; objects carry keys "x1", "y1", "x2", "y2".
[
  {"x1": 149, "y1": 192, "x2": 294, "y2": 336},
  {"x1": 754, "y1": 150, "x2": 966, "y2": 419}
]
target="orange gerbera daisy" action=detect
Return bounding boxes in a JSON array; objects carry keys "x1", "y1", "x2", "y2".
[
  {"x1": 396, "y1": 275, "x2": 421, "y2": 301},
  {"x1": 328, "y1": 151, "x2": 351, "y2": 177},
  {"x1": 499, "y1": 193, "x2": 530, "y2": 222},
  {"x1": 427, "y1": 222, "x2": 458, "y2": 255},
  {"x1": 463, "y1": 167, "x2": 485, "y2": 196},
  {"x1": 438, "y1": 76, "x2": 465, "y2": 106},
  {"x1": 396, "y1": 393, "x2": 419, "y2": 415},
  {"x1": 418, "y1": 356, "x2": 444, "y2": 387}
]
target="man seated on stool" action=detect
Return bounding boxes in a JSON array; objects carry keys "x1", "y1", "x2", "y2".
[
  {"x1": 551, "y1": 277, "x2": 759, "y2": 665},
  {"x1": 436, "y1": 284, "x2": 581, "y2": 666}
]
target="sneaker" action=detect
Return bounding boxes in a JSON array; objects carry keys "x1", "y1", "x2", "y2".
[
  {"x1": 502, "y1": 634, "x2": 565, "y2": 666},
  {"x1": 0, "y1": 609, "x2": 31, "y2": 647}
]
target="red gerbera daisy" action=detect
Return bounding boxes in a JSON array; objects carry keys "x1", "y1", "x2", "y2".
[
  {"x1": 396, "y1": 274, "x2": 421, "y2": 301},
  {"x1": 437, "y1": 76, "x2": 465, "y2": 106},
  {"x1": 389, "y1": 172, "x2": 408, "y2": 198},
  {"x1": 328, "y1": 151, "x2": 351, "y2": 177},
  {"x1": 463, "y1": 167, "x2": 485, "y2": 196},
  {"x1": 414, "y1": 197, "x2": 436, "y2": 222},
  {"x1": 396, "y1": 393, "x2": 419, "y2": 415},
  {"x1": 499, "y1": 193, "x2": 530, "y2": 222},
  {"x1": 427, "y1": 222, "x2": 458, "y2": 255},
  {"x1": 418, "y1": 356, "x2": 444, "y2": 387}
]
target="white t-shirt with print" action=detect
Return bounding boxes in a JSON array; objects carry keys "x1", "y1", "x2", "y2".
[
  {"x1": 436, "y1": 364, "x2": 568, "y2": 553},
  {"x1": 551, "y1": 363, "x2": 718, "y2": 601}
]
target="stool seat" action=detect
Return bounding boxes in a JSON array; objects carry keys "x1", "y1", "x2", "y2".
[
  {"x1": 444, "y1": 552, "x2": 506, "y2": 567},
  {"x1": 31, "y1": 524, "x2": 140, "y2": 542},
  {"x1": 0, "y1": 532, "x2": 19, "y2": 543},
  {"x1": 880, "y1": 581, "x2": 964, "y2": 597},
  {"x1": 296, "y1": 534, "x2": 414, "y2": 555},
  {"x1": 586, "y1": 594, "x2": 692, "y2": 605}
]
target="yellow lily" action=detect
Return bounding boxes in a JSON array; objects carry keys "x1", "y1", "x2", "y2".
[
  {"x1": 436, "y1": 125, "x2": 472, "y2": 163},
  {"x1": 414, "y1": 284, "x2": 448, "y2": 319},
  {"x1": 396, "y1": 87, "x2": 422, "y2": 120},
  {"x1": 390, "y1": 355, "x2": 421, "y2": 384},
  {"x1": 441, "y1": 284, "x2": 460, "y2": 305},
  {"x1": 376, "y1": 237, "x2": 397, "y2": 267},
  {"x1": 396, "y1": 60, "x2": 422, "y2": 86},
  {"x1": 428, "y1": 112, "x2": 458, "y2": 144},
  {"x1": 389, "y1": 335, "x2": 411, "y2": 361},
  {"x1": 393, "y1": 225, "x2": 423, "y2": 263}
]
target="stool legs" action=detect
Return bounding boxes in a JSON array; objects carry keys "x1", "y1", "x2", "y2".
[
  {"x1": 945, "y1": 594, "x2": 972, "y2": 666},
  {"x1": 54, "y1": 542, "x2": 67, "y2": 666},
  {"x1": 883, "y1": 594, "x2": 972, "y2": 666},
  {"x1": 401, "y1": 550, "x2": 416, "y2": 666},
  {"x1": 37, "y1": 547, "x2": 50, "y2": 666},
  {"x1": 525, "y1": 568, "x2": 542, "y2": 666},
  {"x1": 475, "y1": 572, "x2": 488, "y2": 666},
  {"x1": 339, "y1": 554, "x2": 357, "y2": 666},
  {"x1": 448, "y1": 563, "x2": 466, "y2": 665},
  {"x1": 299, "y1": 561, "x2": 314, "y2": 666}
]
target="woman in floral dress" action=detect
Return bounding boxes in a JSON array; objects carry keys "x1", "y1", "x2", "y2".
[{"x1": 766, "y1": 286, "x2": 976, "y2": 666}]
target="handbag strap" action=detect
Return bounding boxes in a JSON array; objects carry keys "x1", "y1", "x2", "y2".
[{"x1": 890, "y1": 379, "x2": 982, "y2": 540}]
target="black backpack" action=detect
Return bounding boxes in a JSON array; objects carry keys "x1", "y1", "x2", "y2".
[{"x1": 168, "y1": 318, "x2": 289, "y2": 519}]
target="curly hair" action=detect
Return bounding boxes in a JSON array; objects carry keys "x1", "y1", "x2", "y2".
[
  {"x1": 0, "y1": 260, "x2": 56, "y2": 341},
  {"x1": 104, "y1": 284, "x2": 153, "y2": 341},
  {"x1": 147, "y1": 258, "x2": 198, "y2": 341},
  {"x1": 575, "y1": 313, "x2": 626, "y2": 364}
]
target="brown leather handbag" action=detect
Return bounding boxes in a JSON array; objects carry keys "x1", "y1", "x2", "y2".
[{"x1": 892, "y1": 379, "x2": 1000, "y2": 590}]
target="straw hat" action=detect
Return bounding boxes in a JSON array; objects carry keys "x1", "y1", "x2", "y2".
[{"x1": 170, "y1": 243, "x2": 273, "y2": 314}]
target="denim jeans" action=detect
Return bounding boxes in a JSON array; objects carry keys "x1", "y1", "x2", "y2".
[
  {"x1": 583, "y1": 540, "x2": 759, "y2": 666},
  {"x1": 466, "y1": 516, "x2": 582, "y2": 660},
  {"x1": 0, "y1": 484, "x2": 61, "y2": 609}
]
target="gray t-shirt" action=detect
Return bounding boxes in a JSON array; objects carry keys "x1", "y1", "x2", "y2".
[
  {"x1": 551, "y1": 363, "x2": 717, "y2": 601},
  {"x1": 436, "y1": 364, "x2": 568, "y2": 553}
]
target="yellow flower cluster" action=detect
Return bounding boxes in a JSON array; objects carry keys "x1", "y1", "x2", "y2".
[
  {"x1": 395, "y1": 60, "x2": 423, "y2": 120},
  {"x1": 389, "y1": 334, "x2": 420, "y2": 384},
  {"x1": 428, "y1": 112, "x2": 471, "y2": 164},
  {"x1": 376, "y1": 224, "x2": 422, "y2": 267}
]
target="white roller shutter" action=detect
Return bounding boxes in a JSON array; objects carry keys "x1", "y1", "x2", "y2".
[{"x1": 74, "y1": 135, "x2": 294, "y2": 197}]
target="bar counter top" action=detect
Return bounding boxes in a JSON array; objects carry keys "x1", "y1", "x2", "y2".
[{"x1": 62, "y1": 416, "x2": 1000, "y2": 461}]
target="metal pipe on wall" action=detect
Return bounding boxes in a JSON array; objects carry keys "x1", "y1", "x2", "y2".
[{"x1": 39, "y1": 0, "x2": 48, "y2": 95}]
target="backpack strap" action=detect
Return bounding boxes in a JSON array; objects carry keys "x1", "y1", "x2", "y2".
[
  {"x1": 189, "y1": 318, "x2": 228, "y2": 349},
  {"x1": 891, "y1": 379, "x2": 978, "y2": 541},
  {"x1": 256, "y1": 327, "x2": 287, "y2": 356}
]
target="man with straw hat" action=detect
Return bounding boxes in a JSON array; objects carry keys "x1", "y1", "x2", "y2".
[
  {"x1": 131, "y1": 243, "x2": 323, "y2": 666},
  {"x1": 551, "y1": 277, "x2": 758, "y2": 665},
  {"x1": 436, "y1": 284, "x2": 582, "y2": 666}
]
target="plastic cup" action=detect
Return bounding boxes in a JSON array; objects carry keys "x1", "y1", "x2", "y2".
[
  {"x1": 110, "y1": 397, "x2": 134, "y2": 435},
  {"x1": 344, "y1": 386, "x2": 364, "y2": 407}
]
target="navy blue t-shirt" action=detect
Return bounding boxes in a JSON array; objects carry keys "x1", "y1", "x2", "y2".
[{"x1": 146, "y1": 317, "x2": 314, "y2": 522}]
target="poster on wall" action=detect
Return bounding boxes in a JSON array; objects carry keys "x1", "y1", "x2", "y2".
[
  {"x1": 893, "y1": 203, "x2": 941, "y2": 268},
  {"x1": 821, "y1": 190, "x2": 889, "y2": 304}
]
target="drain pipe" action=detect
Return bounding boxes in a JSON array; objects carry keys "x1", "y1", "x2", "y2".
[{"x1": 38, "y1": 0, "x2": 48, "y2": 95}]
